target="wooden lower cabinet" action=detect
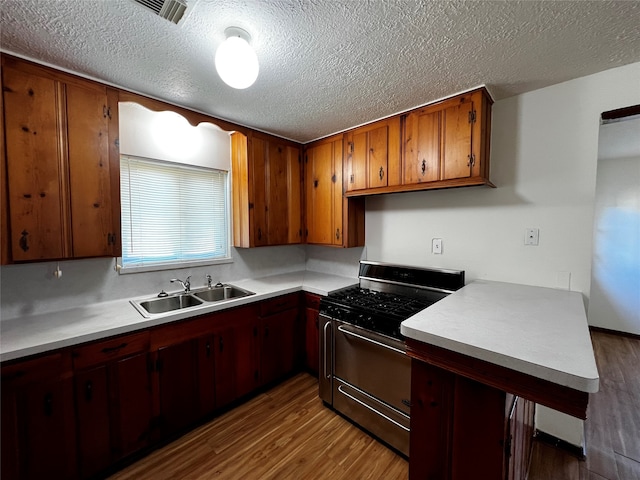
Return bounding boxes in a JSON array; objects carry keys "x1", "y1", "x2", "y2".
[
  {"x1": 1, "y1": 295, "x2": 310, "y2": 479},
  {"x1": 72, "y1": 332, "x2": 153, "y2": 478},
  {"x1": 303, "y1": 293, "x2": 321, "y2": 376},
  {"x1": 409, "y1": 358, "x2": 535, "y2": 480},
  {"x1": 1, "y1": 352, "x2": 77, "y2": 480}
]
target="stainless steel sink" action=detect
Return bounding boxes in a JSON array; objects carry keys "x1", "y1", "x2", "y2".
[
  {"x1": 138, "y1": 294, "x2": 203, "y2": 314},
  {"x1": 192, "y1": 284, "x2": 254, "y2": 302},
  {"x1": 131, "y1": 284, "x2": 255, "y2": 318}
]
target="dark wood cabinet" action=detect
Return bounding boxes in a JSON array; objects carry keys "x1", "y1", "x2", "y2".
[
  {"x1": 303, "y1": 293, "x2": 321, "y2": 376},
  {"x1": 304, "y1": 134, "x2": 365, "y2": 247},
  {"x1": 231, "y1": 131, "x2": 303, "y2": 248},
  {"x1": 258, "y1": 293, "x2": 301, "y2": 386},
  {"x1": 1, "y1": 55, "x2": 120, "y2": 262},
  {"x1": 1, "y1": 352, "x2": 77, "y2": 480},
  {"x1": 156, "y1": 339, "x2": 200, "y2": 436},
  {"x1": 408, "y1": 342, "x2": 538, "y2": 480},
  {"x1": 72, "y1": 332, "x2": 152, "y2": 478}
]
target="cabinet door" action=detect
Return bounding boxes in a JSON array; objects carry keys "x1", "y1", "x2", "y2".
[
  {"x1": 331, "y1": 140, "x2": 344, "y2": 246},
  {"x1": 3, "y1": 66, "x2": 66, "y2": 261},
  {"x1": 286, "y1": 145, "x2": 303, "y2": 244},
  {"x1": 305, "y1": 306, "x2": 320, "y2": 376},
  {"x1": 75, "y1": 366, "x2": 112, "y2": 478},
  {"x1": 266, "y1": 141, "x2": 289, "y2": 245},
  {"x1": 347, "y1": 130, "x2": 368, "y2": 191},
  {"x1": 305, "y1": 142, "x2": 334, "y2": 245},
  {"x1": 442, "y1": 98, "x2": 474, "y2": 180},
  {"x1": 157, "y1": 340, "x2": 199, "y2": 436},
  {"x1": 366, "y1": 125, "x2": 389, "y2": 189},
  {"x1": 111, "y1": 351, "x2": 153, "y2": 459},
  {"x1": 197, "y1": 334, "x2": 216, "y2": 417},
  {"x1": 215, "y1": 328, "x2": 237, "y2": 408},
  {"x1": 250, "y1": 136, "x2": 268, "y2": 246},
  {"x1": 234, "y1": 317, "x2": 261, "y2": 398},
  {"x1": 404, "y1": 109, "x2": 441, "y2": 184},
  {"x1": 66, "y1": 82, "x2": 113, "y2": 257},
  {"x1": 261, "y1": 308, "x2": 298, "y2": 386}
]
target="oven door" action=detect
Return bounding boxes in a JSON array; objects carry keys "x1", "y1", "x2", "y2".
[{"x1": 333, "y1": 320, "x2": 411, "y2": 456}]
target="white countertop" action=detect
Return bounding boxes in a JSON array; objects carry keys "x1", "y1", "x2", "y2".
[
  {"x1": 401, "y1": 280, "x2": 599, "y2": 393},
  {"x1": 0, "y1": 271, "x2": 357, "y2": 363}
]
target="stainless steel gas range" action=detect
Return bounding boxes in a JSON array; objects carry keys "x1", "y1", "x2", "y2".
[{"x1": 319, "y1": 261, "x2": 465, "y2": 456}]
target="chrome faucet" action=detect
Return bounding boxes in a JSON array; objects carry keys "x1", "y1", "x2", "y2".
[
  {"x1": 206, "y1": 274, "x2": 213, "y2": 288},
  {"x1": 170, "y1": 276, "x2": 191, "y2": 293}
]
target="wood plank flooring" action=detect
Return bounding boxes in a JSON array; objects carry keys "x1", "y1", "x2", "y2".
[
  {"x1": 110, "y1": 330, "x2": 639, "y2": 480},
  {"x1": 528, "y1": 330, "x2": 640, "y2": 480},
  {"x1": 109, "y1": 373, "x2": 408, "y2": 480}
]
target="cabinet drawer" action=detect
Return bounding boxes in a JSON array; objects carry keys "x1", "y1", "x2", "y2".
[
  {"x1": 304, "y1": 293, "x2": 322, "y2": 310},
  {"x1": 1, "y1": 352, "x2": 71, "y2": 386},
  {"x1": 259, "y1": 293, "x2": 300, "y2": 316},
  {"x1": 72, "y1": 332, "x2": 149, "y2": 370}
]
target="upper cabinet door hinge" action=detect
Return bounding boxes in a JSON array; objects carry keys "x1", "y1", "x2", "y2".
[{"x1": 468, "y1": 109, "x2": 476, "y2": 124}]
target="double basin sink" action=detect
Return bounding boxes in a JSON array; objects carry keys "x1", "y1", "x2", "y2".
[{"x1": 131, "y1": 284, "x2": 255, "y2": 318}]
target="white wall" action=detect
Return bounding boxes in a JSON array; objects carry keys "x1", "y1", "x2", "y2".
[
  {"x1": 588, "y1": 117, "x2": 640, "y2": 335},
  {"x1": 365, "y1": 61, "x2": 640, "y2": 447},
  {"x1": 366, "y1": 61, "x2": 640, "y2": 303}
]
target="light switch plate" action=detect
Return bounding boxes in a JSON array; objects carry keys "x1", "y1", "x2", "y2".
[
  {"x1": 525, "y1": 228, "x2": 539, "y2": 246},
  {"x1": 432, "y1": 238, "x2": 442, "y2": 254}
]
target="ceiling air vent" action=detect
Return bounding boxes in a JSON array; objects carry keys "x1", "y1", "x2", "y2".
[{"x1": 133, "y1": 0, "x2": 187, "y2": 24}]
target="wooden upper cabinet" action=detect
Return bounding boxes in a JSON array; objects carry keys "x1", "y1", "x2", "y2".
[
  {"x1": 305, "y1": 135, "x2": 364, "y2": 247},
  {"x1": 403, "y1": 89, "x2": 493, "y2": 189},
  {"x1": 344, "y1": 88, "x2": 493, "y2": 197},
  {"x1": 1, "y1": 55, "x2": 120, "y2": 262},
  {"x1": 403, "y1": 109, "x2": 441, "y2": 184},
  {"x1": 345, "y1": 117, "x2": 401, "y2": 193},
  {"x1": 231, "y1": 131, "x2": 303, "y2": 248}
]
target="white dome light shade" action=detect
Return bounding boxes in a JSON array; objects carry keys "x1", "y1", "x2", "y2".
[{"x1": 215, "y1": 28, "x2": 259, "y2": 89}]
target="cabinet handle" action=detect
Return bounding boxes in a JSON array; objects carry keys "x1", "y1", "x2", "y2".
[
  {"x1": 331, "y1": 174, "x2": 337, "y2": 183},
  {"x1": 206, "y1": 342, "x2": 211, "y2": 358},
  {"x1": 85, "y1": 380, "x2": 93, "y2": 402},
  {"x1": 350, "y1": 174, "x2": 354, "y2": 183},
  {"x1": 467, "y1": 153, "x2": 476, "y2": 167},
  {"x1": 44, "y1": 393, "x2": 53, "y2": 416},
  {"x1": 19, "y1": 230, "x2": 29, "y2": 252},
  {"x1": 101, "y1": 342, "x2": 128, "y2": 354},
  {"x1": 313, "y1": 179, "x2": 319, "y2": 188},
  {"x1": 257, "y1": 228, "x2": 262, "y2": 241},
  {"x1": 421, "y1": 159, "x2": 426, "y2": 175},
  {"x1": 379, "y1": 166, "x2": 384, "y2": 180},
  {"x1": 348, "y1": 142, "x2": 354, "y2": 154},
  {"x1": 336, "y1": 228, "x2": 340, "y2": 240}
]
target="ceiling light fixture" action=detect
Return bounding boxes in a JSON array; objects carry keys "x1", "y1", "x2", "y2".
[{"x1": 215, "y1": 27, "x2": 259, "y2": 89}]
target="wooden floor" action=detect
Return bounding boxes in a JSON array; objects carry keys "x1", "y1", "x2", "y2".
[
  {"x1": 109, "y1": 373, "x2": 408, "y2": 480},
  {"x1": 110, "y1": 330, "x2": 639, "y2": 480},
  {"x1": 528, "y1": 330, "x2": 640, "y2": 480}
]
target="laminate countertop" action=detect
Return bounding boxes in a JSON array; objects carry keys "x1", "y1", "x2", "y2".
[
  {"x1": 401, "y1": 280, "x2": 599, "y2": 393},
  {"x1": 0, "y1": 271, "x2": 357, "y2": 363}
]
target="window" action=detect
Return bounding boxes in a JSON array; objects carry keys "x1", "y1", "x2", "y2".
[{"x1": 120, "y1": 155, "x2": 230, "y2": 272}]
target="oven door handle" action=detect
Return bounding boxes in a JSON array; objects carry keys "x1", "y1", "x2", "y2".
[
  {"x1": 323, "y1": 320, "x2": 332, "y2": 380},
  {"x1": 337, "y1": 385, "x2": 410, "y2": 432},
  {"x1": 337, "y1": 325, "x2": 406, "y2": 355}
]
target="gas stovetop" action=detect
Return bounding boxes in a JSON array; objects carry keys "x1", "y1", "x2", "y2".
[
  {"x1": 325, "y1": 286, "x2": 433, "y2": 319},
  {"x1": 320, "y1": 261, "x2": 466, "y2": 340}
]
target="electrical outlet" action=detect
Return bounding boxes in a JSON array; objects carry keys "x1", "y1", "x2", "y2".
[
  {"x1": 524, "y1": 228, "x2": 539, "y2": 246},
  {"x1": 432, "y1": 238, "x2": 442, "y2": 254}
]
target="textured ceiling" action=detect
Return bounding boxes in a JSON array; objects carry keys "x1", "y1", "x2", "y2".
[{"x1": 1, "y1": 0, "x2": 639, "y2": 143}]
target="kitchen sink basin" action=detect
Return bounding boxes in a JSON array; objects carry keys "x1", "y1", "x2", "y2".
[
  {"x1": 138, "y1": 294, "x2": 203, "y2": 314},
  {"x1": 131, "y1": 284, "x2": 255, "y2": 318},
  {"x1": 192, "y1": 285, "x2": 254, "y2": 302}
]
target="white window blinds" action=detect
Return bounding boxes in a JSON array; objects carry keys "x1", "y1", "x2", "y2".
[{"x1": 120, "y1": 155, "x2": 230, "y2": 270}]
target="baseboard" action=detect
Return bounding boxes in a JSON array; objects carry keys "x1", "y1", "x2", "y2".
[
  {"x1": 533, "y1": 429, "x2": 586, "y2": 459},
  {"x1": 589, "y1": 326, "x2": 640, "y2": 340}
]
